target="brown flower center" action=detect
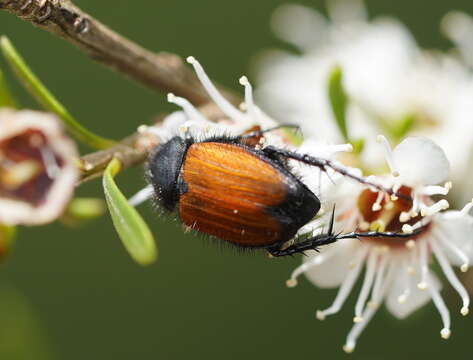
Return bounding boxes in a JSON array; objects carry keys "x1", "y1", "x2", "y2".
[
  {"x1": 356, "y1": 186, "x2": 425, "y2": 248},
  {"x1": 0, "y1": 130, "x2": 64, "y2": 207}
]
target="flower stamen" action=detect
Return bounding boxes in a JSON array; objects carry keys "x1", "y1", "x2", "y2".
[
  {"x1": 434, "y1": 229, "x2": 470, "y2": 272},
  {"x1": 287, "y1": 249, "x2": 335, "y2": 287},
  {"x1": 40, "y1": 147, "x2": 61, "y2": 179},
  {"x1": 354, "y1": 251, "x2": 377, "y2": 322},
  {"x1": 376, "y1": 135, "x2": 399, "y2": 177},
  {"x1": 239, "y1": 76, "x2": 257, "y2": 117},
  {"x1": 427, "y1": 274, "x2": 451, "y2": 339},
  {"x1": 431, "y1": 239, "x2": 470, "y2": 316},
  {"x1": 186, "y1": 56, "x2": 245, "y2": 122},
  {"x1": 316, "y1": 248, "x2": 367, "y2": 320},
  {"x1": 167, "y1": 93, "x2": 207, "y2": 123},
  {"x1": 367, "y1": 255, "x2": 389, "y2": 308},
  {"x1": 372, "y1": 191, "x2": 384, "y2": 212},
  {"x1": 417, "y1": 240, "x2": 429, "y2": 290},
  {"x1": 420, "y1": 199, "x2": 449, "y2": 217},
  {"x1": 398, "y1": 259, "x2": 412, "y2": 304},
  {"x1": 419, "y1": 182, "x2": 452, "y2": 196},
  {"x1": 344, "y1": 262, "x2": 395, "y2": 353}
]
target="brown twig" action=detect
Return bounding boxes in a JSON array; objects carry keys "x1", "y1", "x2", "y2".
[{"x1": 0, "y1": 0, "x2": 239, "y2": 105}]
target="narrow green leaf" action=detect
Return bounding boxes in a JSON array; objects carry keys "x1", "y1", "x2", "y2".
[
  {"x1": 0, "y1": 67, "x2": 17, "y2": 108},
  {"x1": 0, "y1": 36, "x2": 115, "y2": 149},
  {"x1": 328, "y1": 65, "x2": 349, "y2": 141},
  {"x1": 103, "y1": 158, "x2": 157, "y2": 265}
]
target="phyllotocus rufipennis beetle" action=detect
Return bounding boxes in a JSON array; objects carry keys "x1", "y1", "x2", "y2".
[{"x1": 145, "y1": 127, "x2": 415, "y2": 257}]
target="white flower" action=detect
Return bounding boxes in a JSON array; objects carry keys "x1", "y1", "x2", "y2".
[
  {"x1": 254, "y1": 0, "x2": 473, "y2": 204},
  {"x1": 0, "y1": 109, "x2": 78, "y2": 225},
  {"x1": 287, "y1": 135, "x2": 472, "y2": 352}
]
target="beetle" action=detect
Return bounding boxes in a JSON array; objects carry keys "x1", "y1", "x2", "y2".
[{"x1": 145, "y1": 126, "x2": 415, "y2": 257}]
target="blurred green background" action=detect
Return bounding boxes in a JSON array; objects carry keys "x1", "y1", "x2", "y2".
[{"x1": 1, "y1": 1, "x2": 473, "y2": 359}]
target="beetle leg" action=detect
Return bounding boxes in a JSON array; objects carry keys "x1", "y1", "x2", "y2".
[
  {"x1": 267, "y1": 233, "x2": 340, "y2": 257},
  {"x1": 262, "y1": 146, "x2": 410, "y2": 201},
  {"x1": 267, "y1": 228, "x2": 424, "y2": 257},
  {"x1": 337, "y1": 228, "x2": 424, "y2": 240}
]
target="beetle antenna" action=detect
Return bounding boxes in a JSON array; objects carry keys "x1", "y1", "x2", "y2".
[{"x1": 238, "y1": 124, "x2": 300, "y2": 140}]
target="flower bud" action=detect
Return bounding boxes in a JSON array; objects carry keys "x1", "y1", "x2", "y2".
[{"x1": 0, "y1": 109, "x2": 78, "y2": 225}]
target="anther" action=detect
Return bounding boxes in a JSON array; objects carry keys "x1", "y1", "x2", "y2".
[
  {"x1": 407, "y1": 266, "x2": 416, "y2": 275},
  {"x1": 239, "y1": 76, "x2": 249, "y2": 86},
  {"x1": 461, "y1": 306, "x2": 469, "y2": 316},
  {"x1": 402, "y1": 224, "x2": 413, "y2": 234},
  {"x1": 417, "y1": 282, "x2": 428, "y2": 290},
  {"x1": 286, "y1": 279, "x2": 298, "y2": 288},
  {"x1": 405, "y1": 240, "x2": 416, "y2": 249},
  {"x1": 316, "y1": 310, "x2": 326, "y2": 321},
  {"x1": 137, "y1": 125, "x2": 149, "y2": 133},
  {"x1": 353, "y1": 316, "x2": 363, "y2": 323},
  {"x1": 397, "y1": 294, "x2": 408, "y2": 304},
  {"x1": 461, "y1": 264, "x2": 469, "y2": 273},
  {"x1": 372, "y1": 191, "x2": 384, "y2": 211},
  {"x1": 440, "y1": 328, "x2": 451, "y2": 339},
  {"x1": 399, "y1": 211, "x2": 411, "y2": 223},
  {"x1": 343, "y1": 342, "x2": 355, "y2": 354}
]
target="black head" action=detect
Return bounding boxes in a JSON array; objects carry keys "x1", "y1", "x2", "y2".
[{"x1": 146, "y1": 136, "x2": 190, "y2": 211}]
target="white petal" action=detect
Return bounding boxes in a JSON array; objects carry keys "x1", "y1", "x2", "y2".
[
  {"x1": 304, "y1": 241, "x2": 360, "y2": 288},
  {"x1": 434, "y1": 214, "x2": 473, "y2": 265},
  {"x1": 392, "y1": 137, "x2": 450, "y2": 186},
  {"x1": 386, "y1": 261, "x2": 441, "y2": 319},
  {"x1": 271, "y1": 4, "x2": 327, "y2": 51}
]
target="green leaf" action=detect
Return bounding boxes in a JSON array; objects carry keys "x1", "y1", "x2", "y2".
[
  {"x1": 0, "y1": 36, "x2": 115, "y2": 150},
  {"x1": 103, "y1": 158, "x2": 157, "y2": 265},
  {"x1": 0, "y1": 67, "x2": 17, "y2": 108},
  {"x1": 328, "y1": 65, "x2": 349, "y2": 141}
]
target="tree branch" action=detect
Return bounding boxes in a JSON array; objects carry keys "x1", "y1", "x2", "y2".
[{"x1": 0, "y1": 0, "x2": 239, "y2": 105}]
